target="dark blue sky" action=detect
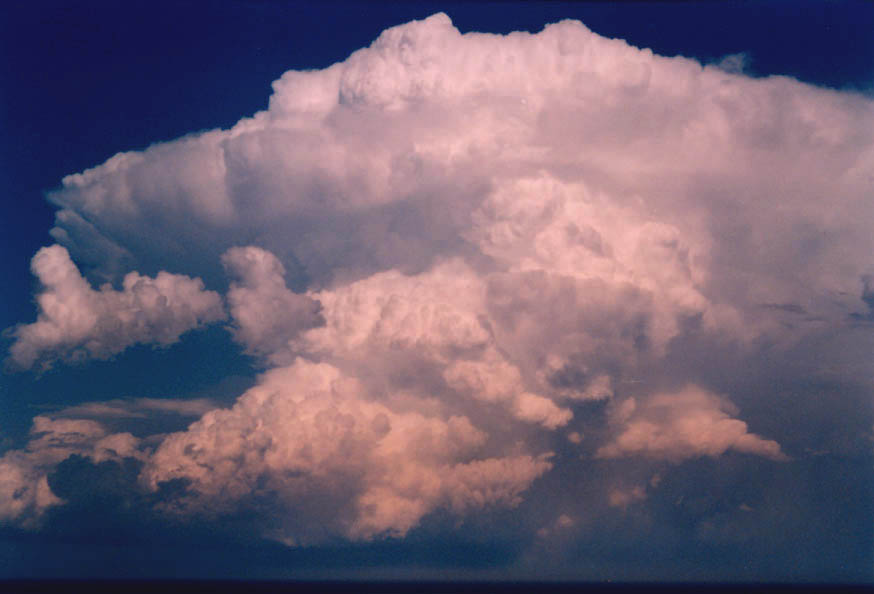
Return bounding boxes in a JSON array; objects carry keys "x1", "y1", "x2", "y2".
[{"x1": 1, "y1": 0, "x2": 873, "y2": 582}]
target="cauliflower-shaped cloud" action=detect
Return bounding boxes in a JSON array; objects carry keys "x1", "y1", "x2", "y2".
[
  {"x1": 9, "y1": 245, "x2": 225, "y2": 369},
  {"x1": 142, "y1": 359, "x2": 552, "y2": 542},
  {"x1": 7, "y1": 12, "x2": 871, "y2": 544}
]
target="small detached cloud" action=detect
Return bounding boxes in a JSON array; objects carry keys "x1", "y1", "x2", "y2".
[
  {"x1": 608, "y1": 485, "x2": 647, "y2": 510},
  {"x1": 49, "y1": 397, "x2": 219, "y2": 420},
  {"x1": 537, "y1": 513, "x2": 576, "y2": 538},
  {"x1": 596, "y1": 386, "x2": 788, "y2": 463}
]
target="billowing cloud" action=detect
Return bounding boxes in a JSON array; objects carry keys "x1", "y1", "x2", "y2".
[
  {"x1": 294, "y1": 258, "x2": 573, "y2": 430},
  {"x1": 45, "y1": 15, "x2": 874, "y2": 328},
  {"x1": 222, "y1": 246, "x2": 324, "y2": 363},
  {"x1": 9, "y1": 245, "x2": 225, "y2": 369},
  {"x1": 142, "y1": 359, "x2": 552, "y2": 542},
  {"x1": 0, "y1": 416, "x2": 143, "y2": 526},
  {"x1": 0, "y1": 453, "x2": 61, "y2": 528},
  {"x1": 596, "y1": 386, "x2": 787, "y2": 463},
  {"x1": 5, "y1": 12, "x2": 873, "y2": 553}
]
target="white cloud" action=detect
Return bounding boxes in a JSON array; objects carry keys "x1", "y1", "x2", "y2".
[
  {"x1": 141, "y1": 359, "x2": 552, "y2": 542},
  {"x1": 596, "y1": 385, "x2": 788, "y2": 463},
  {"x1": 294, "y1": 259, "x2": 573, "y2": 429},
  {"x1": 11, "y1": 11, "x2": 873, "y2": 540},
  {"x1": 512, "y1": 392, "x2": 572, "y2": 430},
  {"x1": 42, "y1": 14, "x2": 874, "y2": 356},
  {"x1": 222, "y1": 246, "x2": 324, "y2": 363},
  {"x1": 9, "y1": 245, "x2": 225, "y2": 369}
]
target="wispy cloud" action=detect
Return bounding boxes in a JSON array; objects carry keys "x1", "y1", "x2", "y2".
[{"x1": 48, "y1": 397, "x2": 220, "y2": 420}]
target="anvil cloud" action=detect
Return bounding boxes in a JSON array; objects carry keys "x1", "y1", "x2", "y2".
[{"x1": 3, "y1": 13, "x2": 873, "y2": 554}]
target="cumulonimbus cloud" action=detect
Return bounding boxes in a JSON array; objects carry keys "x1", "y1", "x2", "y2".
[{"x1": 5, "y1": 13, "x2": 872, "y2": 544}]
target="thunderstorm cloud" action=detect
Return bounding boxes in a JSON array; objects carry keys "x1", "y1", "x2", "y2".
[{"x1": 3, "y1": 13, "x2": 872, "y2": 562}]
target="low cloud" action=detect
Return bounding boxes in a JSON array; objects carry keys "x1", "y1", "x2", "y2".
[
  {"x1": 0, "y1": 416, "x2": 144, "y2": 526},
  {"x1": 596, "y1": 386, "x2": 788, "y2": 463},
  {"x1": 141, "y1": 359, "x2": 552, "y2": 542}
]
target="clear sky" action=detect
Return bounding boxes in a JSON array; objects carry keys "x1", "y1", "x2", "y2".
[{"x1": 1, "y1": 0, "x2": 873, "y2": 582}]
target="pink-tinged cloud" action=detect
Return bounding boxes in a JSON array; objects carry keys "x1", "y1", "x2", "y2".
[
  {"x1": 222, "y1": 246, "x2": 324, "y2": 363},
  {"x1": 141, "y1": 359, "x2": 552, "y2": 542},
  {"x1": 608, "y1": 485, "x2": 647, "y2": 509},
  {"x1": 596, "y1": 385, "x2": 788, "y2": 463},
  {"x1": 9, "y1": 245, "x2": 224, "y2": 369},
  {"x1": 7, "y1": 12, "x2": 871, "y2": 540},
  {"x1": 0, "y1": 416, "x2": 144, "y2": 526}
]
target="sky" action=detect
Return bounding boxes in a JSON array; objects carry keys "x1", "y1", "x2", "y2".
[{"x1": 1, "y1": 0, "x2": 873, "y2": 583}]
